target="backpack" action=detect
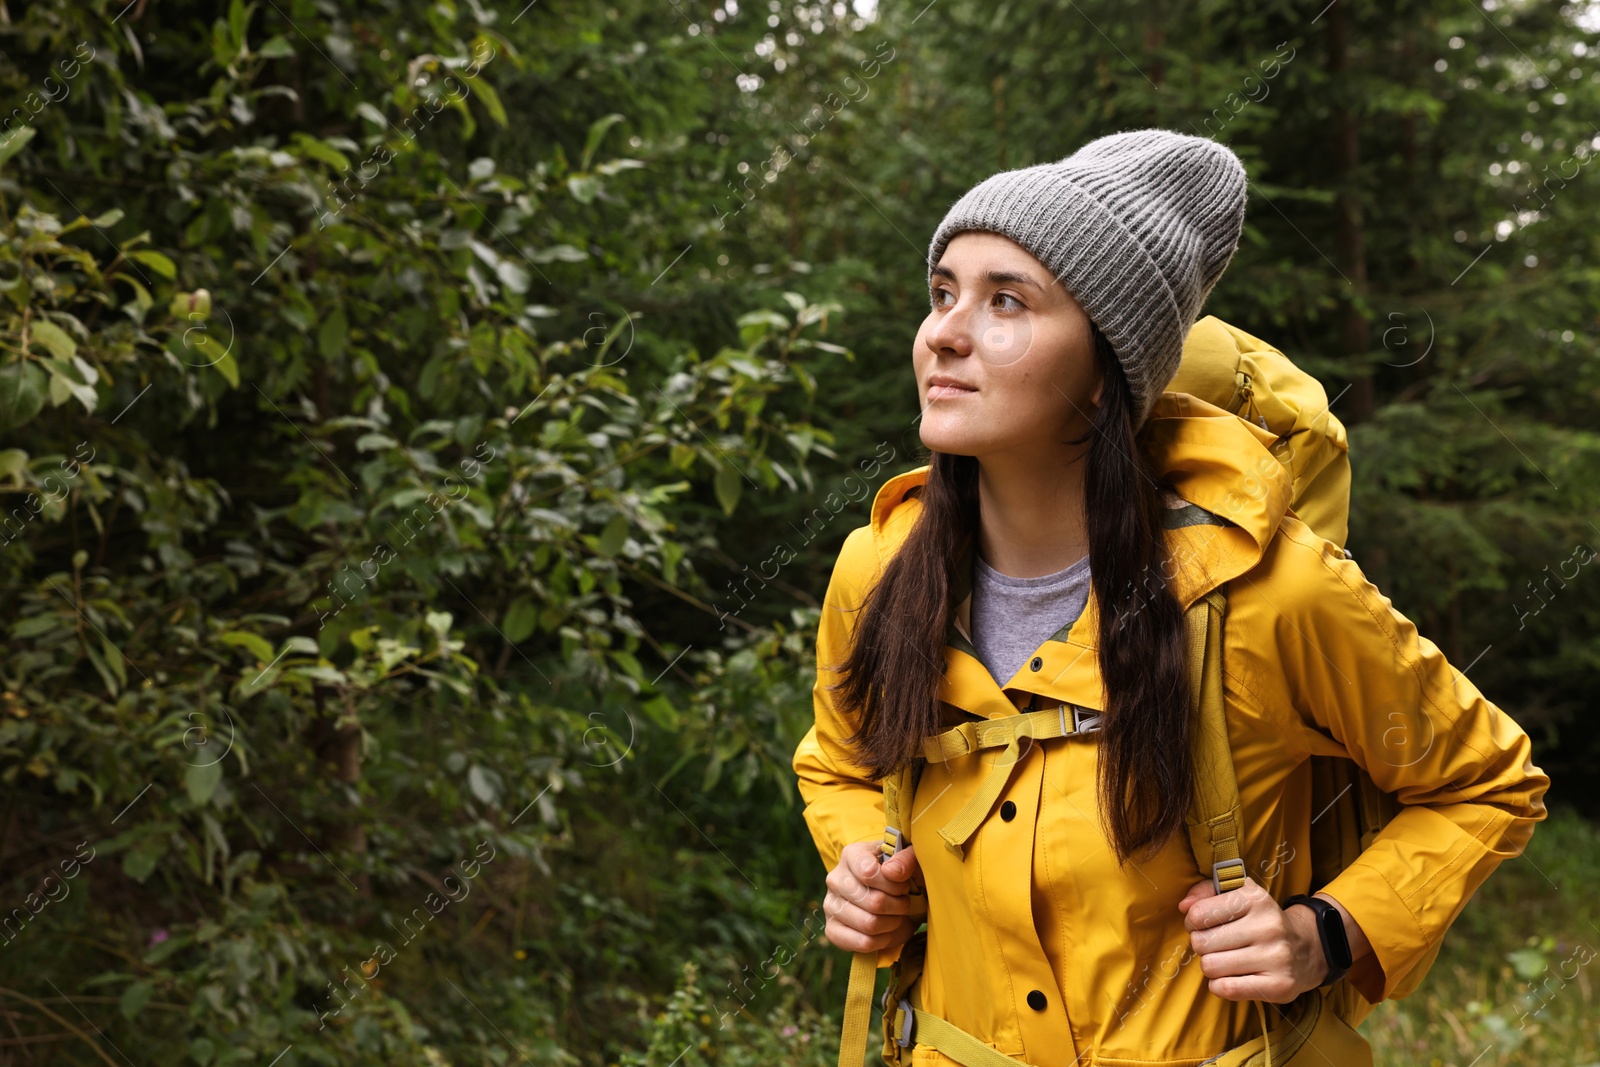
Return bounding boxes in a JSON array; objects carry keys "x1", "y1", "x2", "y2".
[{"x1": 833, "y1": 317, "x2": 1442, "y2": 1067}]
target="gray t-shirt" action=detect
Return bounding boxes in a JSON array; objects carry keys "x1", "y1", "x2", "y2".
[{"x1": 970, "y1": 552, "x2": 1092, "y2": 686}]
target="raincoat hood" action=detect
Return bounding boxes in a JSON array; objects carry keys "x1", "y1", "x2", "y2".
[{"x1": 867, "y1": 390, "x2": 1293, "y2": 611}]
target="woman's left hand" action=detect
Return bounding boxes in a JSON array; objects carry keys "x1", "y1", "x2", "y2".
[{"x1": 1177, "y1": 874, "x2": 1328, "y2": 1003}]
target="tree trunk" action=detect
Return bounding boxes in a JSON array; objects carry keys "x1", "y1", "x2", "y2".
[
  {"x1": 1328, "y1": 0, "x2": 1375, "y2": 422},
  {"x1": 314, "y1": 687, "x2": 372, "y2": 897}
]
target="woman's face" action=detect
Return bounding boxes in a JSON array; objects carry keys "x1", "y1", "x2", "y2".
[{"x1": 914, "y1": 232, "x2": 1104, "y2": 459}]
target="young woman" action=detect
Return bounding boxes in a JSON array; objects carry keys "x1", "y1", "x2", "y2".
[{"x1": 792, "y1": 129, "x2": 1551, "y2": 1066}]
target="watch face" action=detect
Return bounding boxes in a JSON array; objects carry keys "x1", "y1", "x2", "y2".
[{"x1": 1316, "y1": 905, "x2": 1354, "y2": 968}]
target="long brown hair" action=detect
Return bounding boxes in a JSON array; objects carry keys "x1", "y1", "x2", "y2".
[{"x1": 833, "y1": 322, "x2": 1194, "y2": 866}]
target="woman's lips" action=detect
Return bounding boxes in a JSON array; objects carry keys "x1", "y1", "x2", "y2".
[{"x1": 927, "y1": 377, "x2": 977, "y2": 401}]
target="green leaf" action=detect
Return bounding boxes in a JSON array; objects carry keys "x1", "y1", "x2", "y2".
[
  {"x1": 92, "y1": 208, "x2": 126, "y2": 228},
  {"x1": 597, "y1": 513, "x2": 628, "y2": 557},
  {"x1": 220, "y1": 630, "x2": 275, "y2": 662},
  {"x1": 714, "y1": 462, "x2": 742, "y2": 516},
  {"x1": 529, "y1": 244, "x2": 588, "y2": 264},
  {"x1": 100, "y1": 635, "x2": 128, "y2": 691},
  {"x1": 1507, "y1": 946, "x2": 1548, "y2": 980},
  {"x1": 210, "y1": 348, "x2": 240, "y2": 388},
  {"x1": 30, "y1": 320, "x2": 78, "y2": 361},
  {"x1": 501, "y1": 596, "x2": 537, "y2": 644},
  {"x1": 229, "y1": 0, "x2": 252, "y2": 52},
  {"x1": 355, "y1": 432, "x2": 398, "y2": 452},
  {"x1": 12, "y1": 614, "x2": 61, "y2": 639},
  {"x1": 0, "y1": 448, "x2": 25, "y2": 482},
  {"x1": 42, "y1": 356, "x2": 96, "y2": 412},
  {"x1": 467, "y1": 764, "x2": 500, "y2": 805},
  {"x1": 318, "y1": 307, "x2": 348, "y2": 359},
  {"x1": 129, "y1": 250, "x2": 177, "y2": 280},
  {"x1": 469, "y1": 76, "x2": 508, "y2": 128},
  {"x1": 581, "y1": 113, "x2": 625, "y2": 171},
  {"x1": 0, "y1": 362, "x2": 47, "y2": 431},
  {"x1": 122, "y1": 836, "x2": 166, "y2": 883},
  {"x1": 0, "y1": 126, "x2": 36, "y2": 170},
  {"x1": 185, "y1": 760, "x2": 223, "y2": 807},
  {"x1": 258, "y1": 35, "x2": 294, "y2": 58},
  {"x1": 120, "y1": 980, "x2": 156, "y2": 1021},
  {"x1": 86, "y1": 644, "x2": 120, "y2": 696},
  {"x1": 641, "y1": 694, "x2": 679, "y2": 729},
  {"x1": 293, "y1": 133, "x2": 352, "y2": 172}
]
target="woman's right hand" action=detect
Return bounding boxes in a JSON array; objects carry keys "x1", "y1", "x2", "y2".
[{"x1": 823, "y1": 839, "x2": 923, "y2": 954}]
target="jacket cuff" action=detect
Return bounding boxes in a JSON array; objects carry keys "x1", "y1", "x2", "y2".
[{"x1": 1318, "y1": 856, "x2": 1432, "y2": 1004}]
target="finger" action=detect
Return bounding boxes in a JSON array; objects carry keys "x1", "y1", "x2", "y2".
[
  {"x1": 1196, "y1": 944, "x2": 1281, "y2": 982},
  {"x1": 1207, "y1": 972, "x2": 1299, "y2": 1004},
  {"x1": 825, "y1": 910, "x2": 916, "y2": 953},
  {"x1": 878, "y1": 845, "x2": 919, "y2": 884},
  {"x1": 834, "y1": 878, "x2": 918, "y2": 917},
  {"x1": 1187, "y1": 913, "x2": 1265, "y2": 956},
  {"x1": 847, "y1": 842, "x2": 905, "y2": 893},
  {"x1": 828, "y1": 893, "x2": 914, "y2": 936},
  {"x1": 1185, "y1": 881, "x2": 1267, "y2": 932},
  {"x1": 1176, "y1": 880, "x2": 1215, "y2": 912}
]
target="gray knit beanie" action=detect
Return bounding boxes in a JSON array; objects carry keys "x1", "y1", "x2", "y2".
[{"x1": 926, "y1": 128, "x2": 1249, "y2": 429}]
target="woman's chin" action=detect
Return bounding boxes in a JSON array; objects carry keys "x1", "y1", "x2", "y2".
[{"x1": 918, "y1": 425, "x2": 986, "y2": 457}]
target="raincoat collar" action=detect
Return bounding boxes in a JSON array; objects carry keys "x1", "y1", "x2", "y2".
[{"x1": 866, "y1": 391, "x2": 1293, "y2": 716}]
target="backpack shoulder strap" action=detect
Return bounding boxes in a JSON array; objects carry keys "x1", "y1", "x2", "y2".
[{"x1": 1184, "y1": 585, "x2": 1248, "y2": 894}]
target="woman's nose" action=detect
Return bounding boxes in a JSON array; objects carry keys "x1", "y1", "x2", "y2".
[{"x1": 926, "y1": 298, "x2": 976, "y2": 358}]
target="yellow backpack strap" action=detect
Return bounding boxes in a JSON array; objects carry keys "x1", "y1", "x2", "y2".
[
  {"x1": 838, "y1": 953, "x2": 880, "y2": 1067},
  {"x1": 1183, "y1": 586, "x2": 1247, "y2": 894},
  {"x1": 888, "y1": 1002, "x2": 1044, "y2": 1067},
  {"x1": 837, "y1": 761, "x2": 921, "y2": 1067},
  {"x1": 1183, "y1": 585, "x2": 1280, "y2": 1067}
]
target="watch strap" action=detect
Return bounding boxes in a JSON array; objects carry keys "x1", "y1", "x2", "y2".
[{"x1": 1283, "y1": 893, "x2": 1351, "y2": 987}]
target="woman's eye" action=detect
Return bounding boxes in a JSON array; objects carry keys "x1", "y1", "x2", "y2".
[
  {"x1": 930, "y1": 287, "x2": 953, "y2": 308},
  {"x1": 993, "y1": 292, "x2": 1023, "y2": 312}
]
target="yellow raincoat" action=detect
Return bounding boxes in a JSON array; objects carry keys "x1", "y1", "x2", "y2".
[{"x1": 793, "y1": 335, "x2": 1551, "y2": 1064}]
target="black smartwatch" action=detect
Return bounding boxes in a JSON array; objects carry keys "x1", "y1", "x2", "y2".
[{"x1": 1283, "y1": 893, "x2": 1353, "y2": 988}]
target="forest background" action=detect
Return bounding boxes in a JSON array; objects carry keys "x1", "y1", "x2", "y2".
[{"x1": 0, "y1": 0, "x2": 1597, "y2": 1064}]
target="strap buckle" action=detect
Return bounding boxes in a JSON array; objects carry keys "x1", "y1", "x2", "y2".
[
  {"x1": 895, "y1": 997, "x2": 916, "y2": 1047},
  {"x1": 1072, "y1": 705, "x2": 1104, "y2": 733},
  {"x1": 881, "y1": 826, "x2": 906, "y2": 859},
  {"x1": 1212, "y1": 857, "x2": 1247, "y2": 894}
]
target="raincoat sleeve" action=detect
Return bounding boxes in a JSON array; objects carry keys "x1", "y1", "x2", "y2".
[
  {"x1": 1263, "y1": 521, "x2": 1551, "y2": 1004},
  {"x1": 793, "y1": 526, "x2": 887, "y2": 877}
]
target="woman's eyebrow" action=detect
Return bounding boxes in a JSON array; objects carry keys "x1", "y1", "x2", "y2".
[
  {"x1": 929, "y1": 264, "x2": 1045, "y2": 290},
  {"x1": 983, "y1": 269, "x2": 1044, "y2": 289}
]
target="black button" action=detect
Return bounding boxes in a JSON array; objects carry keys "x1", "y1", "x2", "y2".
[
  {"x1": 1029, "y1": 656, "x2": 1043, "y2": 671},
  {"x1": 1027, "y1": 990, "x2": 1047, "y2": 1011},
  {"x1": 1000, "y1": 801, "x2": 1017, "y2": 822}
]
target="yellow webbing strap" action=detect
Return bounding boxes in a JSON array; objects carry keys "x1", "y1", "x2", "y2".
[
  {"x1": 837, "y1": 762, "x2": 920, "y2": 1067},
  {"x1": 923, "y1": 705, "x2": 1102, "y2": 860},
  {"x1": 1185, "y1": 588, "x2": 1247, "y2": 894},
  {"x1": 1184, "y1": 587, "x2": 1275, "y2": 1067},
  {"x1": 890, "y1": 1003, "x2": 1042, "y2": 1067},
  {"x1": 838, "y1": 952, "x2": 879, "y2": 1067}
]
